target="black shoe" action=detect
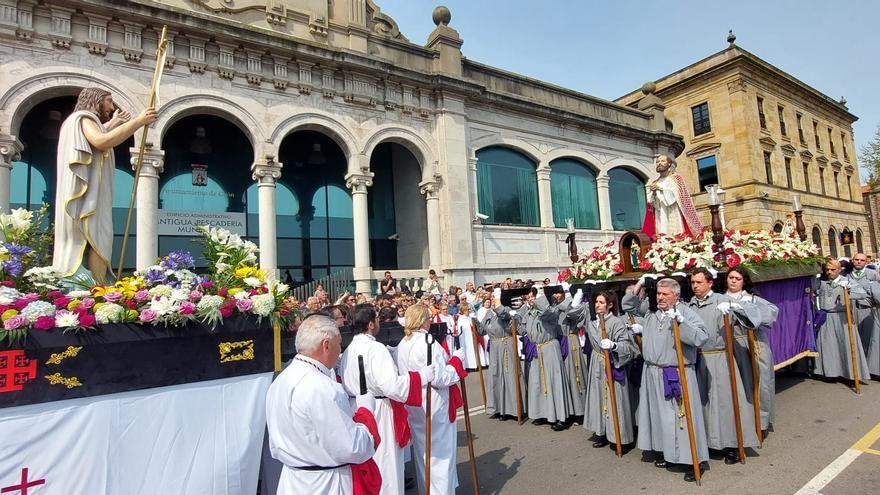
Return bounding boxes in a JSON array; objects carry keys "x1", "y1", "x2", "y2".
[
  {"x1": 499, "y1": 414, "x2": 512, "y2": 421},
  {"x1": 684, "y1": 468, "x2": 703, "y2": 483},
  {"x1": 654, "y1": 459, "x2": 667, "y2": 468},
  {"x1": 489, "y1": 412, "x2": 502, "y2": 419},
  {"x1": 592, "y1": 438, "x2": 610, "y2": 448},
  {"x1": 404, "y1": 477, "x2": 415, "y2": 490},
  {"x1": 532, "y1": 418, "x2": 548, "y2": 426},
  {"x1": 572, "y1": 415, "x2": 584, "y2": 426},
  {"x1": 724, "y1": 449, "x2": 742, "y2": 465},
  {"x1": 551, "y1": 421, "x2": 570, "y2": 431}
]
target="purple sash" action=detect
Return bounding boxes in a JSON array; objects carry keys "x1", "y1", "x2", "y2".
[
  {"x1": 521, "y1": 335, "x2": 538, "y2": 363},
  {"x1": 608, "y1": 352, "x2": 626, "y2": 383},
  {"x1": 558, "y1": 334, "x2": 570, "y2": 360},
  {"x1": 662, "y1": 366, "x2": 682, "y2": 401}
]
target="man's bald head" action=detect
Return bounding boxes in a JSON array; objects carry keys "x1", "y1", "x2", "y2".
[{"x1": 852, "y1": 253, "x2": 869, "y2": 270}]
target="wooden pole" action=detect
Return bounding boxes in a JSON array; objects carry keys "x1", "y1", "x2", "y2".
[
  {"x1": 425, "y1": 333, "x2": 433, "y2": 495},
  {"x1": 454, "y1": 331, "x2": 481, "y2": 495},
  {"x1": 746, "y1": 328, "x2": 763, "y2": 448},
  {"x1": 842, "y1": 288, "x2": 861, "y2": 394},
  {"x1": 117, "y1": 25, "x2": 168, "y2": 280},
  {"x1": 600, "y1": 316, "x2": 623, "y2": 457},
  {"x1": 722, "y1": 314, "x2": 747, "y2": 463},
  {"x1": 627, "y1": 313, "x2": 643, "y2": 350},
  {"x1": 672, "y1": 317, "x2": 701, "y2": 485},
  {"x1": 470, "y1": 321, "x2": 488, "y2": 412},
  {"x1": 511, "y1": 318, "x2": 525, "y2": 425}
]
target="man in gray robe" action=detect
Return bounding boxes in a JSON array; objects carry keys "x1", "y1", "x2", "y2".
[
  {"x1": 623, "y1": 277, "x2": 709, "y2": 482},
  {"x1": 687, "y1": 268, "x2": 760, "y2": 464},
  {"x1": 521, "y1": 289, "x2": 571, "y2": 430},
  {"x1": 845, "y1": 253, "x2": 880, "y2": 377},
  {"x1": 477, "y1": 293, "x2": 526, "y2": 420},
  {"x1": 814, "y1": 259, "x2": 872, "y2": 382},
  {"x1": 557, "y1": 286, "x2": 589, "y2": 425}
]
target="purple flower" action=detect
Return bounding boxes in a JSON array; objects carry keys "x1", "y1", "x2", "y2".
[
  {"x1": 103, "y1": 291, "x2": 123, "y2": 303},
  {"x1": 1, "y1": 259, "x2": 23, "y2": 278},
  {"x1": 134, "y1": 290, "x2": 151, "y2": 302},
  {"x1": 143, "y1": 267, "x2": 167, "y2": 285},
  {"x1": 236, "y1": 298, "x2": 254, "y2": 312},
  {"x1": 3, "y1": 243, "x2": 32, "y2": 257},
  {"x1": 189, "y1": 290, "x2": 202, "y2": 302},
  {"x1": 139, "y1": 309, "x2": 157, "y2": 323},
  {"x1": 161, "y1": 251, "x2": 195, "y2": 271},
  {"x1": 3, "y1": 314, "x2": 27, "y2": 330},
  {"x1": 80, "y1": 298, "x2": 95, "y2": 309}
]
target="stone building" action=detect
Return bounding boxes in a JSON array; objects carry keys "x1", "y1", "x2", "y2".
[
  {"x1": 862, "y1": 183, "x2": 880, "y2": 257},
  {"x1": 0, "y1": 0, "x2": 682, "y2": 292},
  {"x1": 617, "y1": 34, "x2": 870, "y2": 258}
]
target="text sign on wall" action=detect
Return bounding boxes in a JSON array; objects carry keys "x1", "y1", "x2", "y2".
[{"x1": 157, "y1": 210, "x2": 247, "y2": 236}]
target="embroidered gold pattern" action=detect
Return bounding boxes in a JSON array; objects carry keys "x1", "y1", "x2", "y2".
[
  {"x1": 44, "y1": 373, "x2": 83, "y2": 388},
  {"x1": 46, "y1": 346, "x2": 83, "y2": 365},
  {"x1": 219, "y1": 340, "x2": 255, "y2": 363}
]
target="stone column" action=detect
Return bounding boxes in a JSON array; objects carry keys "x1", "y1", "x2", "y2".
[
  {"x1": 252, "y1": 161, "x2": 283, "y2": 279},
  {"x1": 596, "y1": 173, "x2": 613, "y2": 231},
  {"x1": 346, "y1": 172, "x2": 374, "y2": 294},
  {"x1": 0, "y1": 135, "x2": 23, "y2": 214},
  {"x1": 420, "y1": 180, "x2": 442, "y2": 269},
  {"x1": 536, "y1": 166, "x2": 554, "y2": 227},
  {"x1": 130, "y1": 146, "x2": 164, "y2": 270}
]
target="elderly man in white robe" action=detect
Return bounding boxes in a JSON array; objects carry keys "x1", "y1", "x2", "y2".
[
  {"x1": 53, "y1": 87, "x2": 156, "y2": 282},
  {"x1": 339, "y1": 304, "x2": 434, "y2": 495},
  {"x1": 266, "y1": 315, "x2": 380, "y2": 495}
]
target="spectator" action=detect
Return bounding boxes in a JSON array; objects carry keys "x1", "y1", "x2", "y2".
[{"x1": 380, "y1": 271, "x2": 396, "y2": 295}]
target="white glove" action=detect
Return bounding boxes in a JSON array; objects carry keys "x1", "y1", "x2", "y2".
[
  {"x1": 707, "y1": 268, "x2": 719, "y2": 279},
  {"x1": 561, "y1": 281, "x2": 572, "y2": 291},
  {"x1": 673, "y1": 309, "x2": 685, "y2": 323},
  {"x1": 509, "y1": 310, "x2": 517, "y2": 317},
  {"x1": 536, "y1": 291, "x2": 547, "y2": 301},
  {"x1": 717, "y1": 301, "x2": 731, "y2": 315},
  {"x1": 637, "y1": 274, "x2": 649, "y2": 286},
  {"x1": 599, "y1": 338, "x2": 616, "y2": 350},
  {"x1": 836, "y1": 277, "x2": 849, "y2": 288},
  {"x1": 452, "y1": 347, "x2": 466, "y2": 362},
  {"x1": 729, "y1": 302, "x2": 743, "y2": 312},
  {"x1": 627, "y1": 323, "x2": 643, "y2": 335},
  {"x1": 355, "y1": 394, "x2": 376, "y2": 413},
  {"x1": 493, "y1": 288, "x2": 501, "y2": 300},
  {"x1": 419, "y1": 364, "x2": 435, "y2": 383},
  {"x1": 585, "y1": 279, "x2": 598, "y2": 285},
  {"x1": 670, "y1": 271, "x2": 686, "y2": 278},
  {"x1": 571, "y1": 289, "x2": 584, "y2": 308}
]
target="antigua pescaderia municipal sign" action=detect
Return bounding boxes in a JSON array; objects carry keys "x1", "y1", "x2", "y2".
[{"x1": 156, "y1": 210, "x2": 247, "y2": 236}]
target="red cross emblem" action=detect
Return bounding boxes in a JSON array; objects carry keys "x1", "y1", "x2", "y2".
[
  {"x1": 0, "y1": 350, "x2": 37, "y2": 393},
  {"x1": 1, "y1": 468, "x2": 45, "y2": 495}
]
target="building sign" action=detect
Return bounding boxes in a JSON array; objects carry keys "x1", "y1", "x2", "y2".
[{"x1": 157, "y1": 210, "x2": 246, "y2": 236}]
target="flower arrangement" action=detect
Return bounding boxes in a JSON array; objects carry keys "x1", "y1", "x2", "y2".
[{"x1": 558, "y1": 240, "x2": 624, "y2": 283}]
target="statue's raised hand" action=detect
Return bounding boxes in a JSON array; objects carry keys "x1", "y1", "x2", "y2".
[{"x1": 136, "y1": 107, "x2": 158, "y2": 126}]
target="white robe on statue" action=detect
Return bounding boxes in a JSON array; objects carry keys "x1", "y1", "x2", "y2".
[
  {"x1": 397, "y1": 331, "x2": 461, "y2": 495},
  {"x1": 648, "y1": 175, "x2": 685, "y2": 236},
  {"x1": 265, "y1": 355, "x2": 376, "y2": 495},
  {"x1": 339, "y1": 333, "x2": 417, "y2": 495},
  {"x1": 53, "y1": 111, "x2": 115, "y2": 276}
]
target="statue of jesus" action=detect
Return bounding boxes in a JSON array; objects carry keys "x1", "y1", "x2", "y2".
[
  {"x1": 642, "y1": 154, "x2": 703, "y2": 238},
  {"x1": 52, "y1": 87, "x2": 157, "y2": 283}
]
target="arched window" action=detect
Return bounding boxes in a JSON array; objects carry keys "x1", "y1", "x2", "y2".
[
  {"x1": 246, "y1": 182, "x2": 299, "y2": 237},
  {"x1": 312, "y1": 184, "x2": 353, "y2": 238},
  {"x1": 550, "y1": 158, "x2": 599, "y2": 229},
  {"x1": 828, "y1": 227, "x2": 838, "y2": 258},
  {"x1": 812, "y1": 226, "x2": 823, "y2": 255},
  {"x1": 608, "y1": 168, "x2": 646, "y2": 231},
  {"x1": 773, "y1": 222, "x2": 784, "y2": 233},
  {"x1": 856, "y1": 229, "x2": 864, "y2": 254},
  {"x1": 476, "y1": 147, "x2": 539, "y2": 226},
  {"x1": 10, "y1": 161, "x2": 49, "y2": 210},
  {"x1": 159, "y1": 173, "x2": 231, "y2": 212}
]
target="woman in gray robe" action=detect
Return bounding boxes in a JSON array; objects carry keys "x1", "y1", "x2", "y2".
[
  {"x1": 521, "y1": 291, "x2": 571, "y2": 430},
  {"x1": 477, "y1": 295, "x2": 526, "y2": 419},
  {"x1": 813, "y1": 259, "x2": 871, "y2": 382}
]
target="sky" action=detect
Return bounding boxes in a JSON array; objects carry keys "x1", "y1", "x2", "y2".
[{"x1": 378, "y1": 0, "x2": 880, "y2": 180}]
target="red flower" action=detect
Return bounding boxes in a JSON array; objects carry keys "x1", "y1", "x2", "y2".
[
  {"x1": 53, "y1": 296, "x2": 71, "y2": 309},
  {"x1": 124, "y1": 300, "x2": 138, "y2": 310},
  {"x1": 726, "y1": 253, "x2": 742, "y2": 268},
  {"x1": 46, "y1": 291, "x2": 64, "y2": 299},
  {"x1": 12, "y1": 299, "x2": 28, "y2": 311},
  {"x1": 34, "y1": 315, "x2": 55, "y2": 330},
  {"x1": 638, "y1": 259, "x2": 652, "y2": 270},
  {"x1": 605, "y1": 240, "x2": 615, "y2": 247},
  {"x1": 612, "y1": 263, "x2": 623, "y2": 273},
  {"x1": 201, "y1": 281, "x2": 215, "y2": 289},
  {"x1": 218, "y1": 287, "x2": 229, "y2": 297},
  {"x1": 219, "y1": 305, "x2": 233, "y2": 318},
  {"x1": 557, "y1": 269, "x2": 572, "y2": 283},
  {"x1": 1, "y1": 280, "x2": 14, "y2": 287},
  {"x1": 79, "y1": 313, "x2": 97, "y2": 327}
]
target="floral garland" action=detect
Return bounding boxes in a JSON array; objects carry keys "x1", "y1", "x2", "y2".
[
  {"x1": 558, "y1": 240, "x2": 623, "y2": 283},
  {"x1": 0, "y1": 209, "x2": 303, "y2": 347}
]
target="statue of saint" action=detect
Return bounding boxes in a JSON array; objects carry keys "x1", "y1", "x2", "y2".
[
  {"x1": 642, "y1": 154, "x2": 703, "y2": 238},
  {"x1": 52, "y1": 87, "x2": 157, "y2": 283}
]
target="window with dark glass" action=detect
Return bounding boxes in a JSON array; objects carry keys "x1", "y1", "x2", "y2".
[
  {"x1": 833, "y1": 171, "x2": 840, "y2": 197},
  {"x1": 828, "y1": 228, "x2": 838, "y2": 258},
  {"x1": 803, "y1": 162, "x2": 811, "y2": 192},
  {"x1": 697, "y1": 155, "x2": 718, "y2": 191},
  {"x1": 691, "y1": 102, "x2": 711, "y2": 136},
  {"x1": 812, "y1": 226, "x2": 823, "y2": 255},
  {"x1": 764, "y1": 152, "x2": 773, "y2": 184},
  {"x1": 784, "y1": 157, "x2": 793, "y2": 189},
  {"x1": 797, "y1": 113, "x2": 806, "y2": 144},
  {"x1": 550, "y1": 158, "x2": 600, "y2": 229},
  {"x1": 757, "y1": 97, "x2": 766, "y2": 129},
  {"x1": 842, "y1": 132, "x2": 849, "y2": 160},
  {"x1": 857, "y1": 229, "x2": 864, "y2": 253},
  {"x1": 814, "y1": 121, "x2": 821, "y2": 149},
  {"x1": 819, "y1": 167, "x2": 827, "y2": 195},
  {"x1": 846, "y1": 174, "x2": 853, "y2": 200},
  {"x1": 608, "y1": 168, "x2": 646, "y2": 231},
  {"x1": 778, "y1": 106, "x2": 787, "y2": 136},
  {"x1": 476, "y1": 147, "x2": 539, "y2": 226},
  {"x1": 829, "y1": 128, "x2": 836, "y2": 155}
]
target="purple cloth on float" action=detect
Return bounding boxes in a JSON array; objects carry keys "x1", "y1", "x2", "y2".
[
  {"x1": 662, "y1": 366, "x2": 682, "y2": 401},
  {"x1": 521, "y1": 335, "x2": 538, "y2": 363},
  {"x1": 558, "y1": 334, "x2": 569, "y2": 360},
  {"x1": 754, "y1": 276, "x2": 817, "y2": 367}
]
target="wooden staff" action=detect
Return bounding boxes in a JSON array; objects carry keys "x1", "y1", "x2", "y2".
[
  {"x1": 511, "y1": 318, "x2": 525, "y2": 425},
  {"x1": 627, "y1": 313, "x2": 643, "y2": 350},
  {"x1": 722, "y1": 314, "x2": 746, "y2": 463},
  {"x1": 424, "y1": 332, "x2": 434, "y2": 495},
  {"x1": 746, "y1": 328, "x2": 762, "y2": 448},
  {"x1": 672, "y1": 314, "x2": 701, "y2": 485},
  {"x1": 599, "y1": 316, "x2": 623, "y2": 457},
  {"x1": 454, "y1": 329, "x2": 481, "y2": 495},
  {"x1": 842, "y1": 287, "x2": 861, "y2": 394},
  {"x1": 117, "y1": 25, "x2": 169, "y2": 280},
  {"x1": 470, "y1": 320, "x2": 488, "y2": 411}
]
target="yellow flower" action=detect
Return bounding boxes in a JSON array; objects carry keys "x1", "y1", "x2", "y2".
[
  {"x1": 125, "y1": 310, "x2": 139, "y2": 321},
  {"x1": 228, "y1": 288, "x2": 243, "y2": 296},
  {"x1": 67, "y1": 299, "x2": 81, "y2": 311},
  {"x1": 254, "y1": 269, "x2": 266, "y2": 282},
  {"x1": 235, "y1": 266, "x2": 253, "y2": 279},
  {"x1": 1, "y1": 309, "x2": 19, "y2": 321},
  {"x1": 91, "y1": 286, "x2": 111, "y2": 298},
  {"x1": 93, "y1": 302, "x2": 104, "y2": 313}
]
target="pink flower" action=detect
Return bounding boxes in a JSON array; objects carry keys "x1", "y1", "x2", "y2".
[
  {"x1": 134, "y1": 290, "x2": 151, "y2": 302},
  {"x1": 78, "y1": 313, "x2": 96, "y2": 327},
  {"x1": 46, "y1": 291, "x2": 64, "y2": 299},
  {"x1": 201, "y1": 281, "x2": 215, "y2": 290},
  {"x1": 218, "y1": 287, "x2": 229, "y2": 297},
  {"x1": 1, "y1": 280, "x2": 14, "y2": 287},
  {"x1": 236, "y1": 298, "x2": 254, "y2": 312},
  {"x1": 34, "y1": 315, "x2": 55, "y2": 330},
  {"x1": 22, "y1": 293, "x2": 41, "y2": 304},
  {"x1": 3, "y1": 315, "x2": 27, "y2": 330},
  {"x1": 80, "y1": 298, "x2": 95, "y2": 309},
  {"x1": 11, "y1": 299, "x2": 28, "y2": 311},
  {"x1": 53, "y1": 296, "x2": 71, "y2": 309},
  {"x1": 103, "y1": 291, "x2": 123, "y2": 303},
  {"x1": 189, "y1": 290, "x2": 202, "y2": 302},
  {"x1": 139, "y1": 309, "x2": 157, "y2": 323},
  {"x1": 179, "y1": 301, "x2": 195, "y2": 315}
]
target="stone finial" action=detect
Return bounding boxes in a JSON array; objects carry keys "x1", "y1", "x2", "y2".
[
  {"x1": 727, "y1": 30, "x2": 736, "y2": 46},
  {"x1": 839, "y1": 96, "x2": 848, "y2": 106},
  {"x1": 641, "y1": 81, "x2": 656, "y2": 96},
  {"x1": 432, "y1": 6, "x2": 451, "y2": 27}
]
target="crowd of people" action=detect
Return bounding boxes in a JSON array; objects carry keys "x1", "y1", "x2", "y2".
[{"x1": 265, "y1": 254, "x2": 880, "y2": 493}]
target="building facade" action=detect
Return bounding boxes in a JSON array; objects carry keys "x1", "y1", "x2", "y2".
[
  {"x1": 616, "y1": 39, "x2": 870, "y2": 258},
  {"x1": 0, "y1": 0, "x2": 682, "y2": 292}
]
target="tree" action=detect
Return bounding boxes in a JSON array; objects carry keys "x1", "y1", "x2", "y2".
[{"x1": 862, "y1": 123, "x2": 880, "y2": 185}]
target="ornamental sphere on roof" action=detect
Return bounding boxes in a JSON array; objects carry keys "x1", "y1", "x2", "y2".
[{"x1": 432, "y1": 5, "x2": 452, "y2": 26}]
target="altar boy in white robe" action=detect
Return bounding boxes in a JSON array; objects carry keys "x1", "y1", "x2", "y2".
[
  {"x1": 339, "y1": 304, "x2": 434, "y2": 495},
  {"x1": 266, "y1": 315, "x2": 381, "y2": 495}
]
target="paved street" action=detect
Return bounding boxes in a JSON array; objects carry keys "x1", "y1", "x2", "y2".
[{"x1": 418, "y1": 369, "x2": 880, "y2": 495}]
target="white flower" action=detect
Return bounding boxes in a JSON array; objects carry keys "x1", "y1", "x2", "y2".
[
  {"x1": 0, "y1": 286, "x2": 22, "y2": 305},
  {"x1": 24, "y1": 266, "x2": 63, "y2": 290},
  {"x1": 170, "y1": 288, "x2": 190, "y2": 302},
  {"x1": 233, "y1": 291, "x2": 249, "y2": 300},
  {"x1": 197, "y1": 295, "x2": 225, "y2": 310},
  {"x1": 243, "y1": 277, "x2": 262, "y2": 288},
  {"x1": 0, "y1": 208, "x2": 33, "y2": 231},
  {"x1": 215, "y1": 261, "x2": 231, "y2": 272},
  {"x1": 149, "y1": 296, "x2": 177, "y2": 316},
  {"x1": 250, "y1": 293, "x2": 275, "y2": 317},
  {"x1": 149, "y1": 285, "x2": 173, "y2": 298},
  {"x1": 20, "y1": 300, "x2": 55, "y2": 323},
  {"x1": 95, "y1": 303, "x2": 124, "y2": 324},
  {"x1": 67, "y1": 290, "x2": 91, "y2": 299},
  {"x1": 54, "y1": 310, "x2": 80, "y2": 328}
]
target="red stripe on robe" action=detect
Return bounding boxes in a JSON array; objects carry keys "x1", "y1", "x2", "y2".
[
  {"x1": 446, "y1": 356, "x2": 468, "y2": 422},
  {"x1": 388, "y1": 371, "x2": 422, "y2": 448},
  {"x1": 351, "y1": 408, "x2": 382, "y2": 495}
]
